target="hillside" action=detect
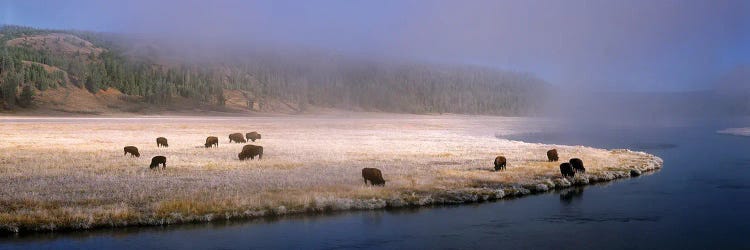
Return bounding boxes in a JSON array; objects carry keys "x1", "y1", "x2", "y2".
[{"x1": 0, "y1": 25, "x2": 548, "y2": 115}]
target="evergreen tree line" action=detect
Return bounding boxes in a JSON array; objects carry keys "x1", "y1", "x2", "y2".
[{"x1": 0, "y1": 25, "x2": 547, "y2": 115}]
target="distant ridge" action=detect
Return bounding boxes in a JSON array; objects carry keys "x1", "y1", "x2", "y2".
[{"x1": 0, "y1": 25, "x2": 547, "y2": 115}]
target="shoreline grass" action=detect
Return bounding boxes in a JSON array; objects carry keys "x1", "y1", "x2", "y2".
[{"x1": 0, "y1": 115, "x2": 662, "y2": 233}]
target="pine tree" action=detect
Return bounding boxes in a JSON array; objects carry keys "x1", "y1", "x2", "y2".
[
  {"x1": 18, "y1": 85, "x2": 34, "y2": 108},
  {"x1": 84, "y1": 75, "x2": 98, "y2": 93},
  {"x1": 1, "y1": 73, "x2": 20, "y2": 108}
]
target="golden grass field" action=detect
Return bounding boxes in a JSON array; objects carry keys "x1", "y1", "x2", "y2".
[{"x1": 0, "y1": 114, "x2": 662, "y2": 233}]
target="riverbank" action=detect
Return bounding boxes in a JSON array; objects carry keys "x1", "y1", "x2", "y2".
[{"x1": 0, "y1": 115, "x2": 662, "y2": 234}]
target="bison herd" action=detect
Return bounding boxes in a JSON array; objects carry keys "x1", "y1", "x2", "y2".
[
  {"x1": 495, "y1": 149, "x2": 587, "y2": 178},
  {"x1": 122, "y1": 131, "x2": 264, "y2": 171},
  {"x1": 123, "y1": 133, "x2": 586, "y2": 188}
]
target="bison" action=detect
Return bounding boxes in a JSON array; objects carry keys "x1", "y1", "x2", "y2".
[
  {"x1": 156, "y1": 137, "x2": 168, "y2": 147},
  {"x1": 123, "y1": 146, "x2": 140, "y2": 157},
  {"x1": 205, "y1": 136, "x2": 219, "y2": 148},
  {"x1": 560, "y1": 162, "x2": 575, "y2": 177},
  {"x1": 570, "y1": 158, "x2": 585, "y2": 173},
  {"x1": 229, "y1": 133, "x2": 247, "y2": 143},
  {"x1": 246, "y1": 131, "x2": 262, "y2": 142},
  {"x1": 238, "y1": 144, "x2": 263, "y2": 160},
  {"x1": 547, "y1": 149, "x2": 559, "y2": 162},
  {"x1": 494, "y1": 156, "x2": 507, "y2": 171},
  {"x1": 150, "y1": 156, "x2": 166, "y2": 169},
  {"x1": 362, "y1": 168, "x2": 386, "y2": 186}
]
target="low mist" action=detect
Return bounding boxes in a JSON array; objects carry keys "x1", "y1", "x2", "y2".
[{"x1": 3, "y1": 0, "x2": 749, "y2": 120}]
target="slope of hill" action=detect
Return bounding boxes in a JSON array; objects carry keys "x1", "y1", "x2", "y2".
[{"x1": 0, "y1": 25, "x2": 548, "y2": 115}]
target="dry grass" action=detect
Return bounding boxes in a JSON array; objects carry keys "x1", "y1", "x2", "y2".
[{"x1": 0, "y1": 114, "x2": 661, "y2": 233}]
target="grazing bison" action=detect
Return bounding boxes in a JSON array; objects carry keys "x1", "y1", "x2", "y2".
[
  {"x1": 123, "y1": 146, "x2": 140, "y2": 157},
  {"x1": 205, "y1": 136, "x2": 219, "y2": 148},
  {"x1": 494, "y1": 156, "x2": 507, "y2": 171},
  {"x1": 547, "y1": 149, "x2": 559, "y2": 162},
  {"x1": 150, "y1": 156, "x2": 167, "y2": 169},
  {"x1": 362, "y1": 168, "x2": 386, "y2": 186},
  {"x1": 229, "y1": 133, "x2": 247, "y2": 143},
  {"x1": 246, "y1": 131, "x2": 262, "y2": 142},
  {"x1": 156, "y1": 137, "x2": 168, "y2": 147},
  {"x1": 560, "y1": 162, "x2": 575, "y2": 177},
  {"x1": 570, "y1": 158, "x2": 585, "y2": 173},
  {"x1": 238, "y1": 144, "x2": 263, "y2": 160}
]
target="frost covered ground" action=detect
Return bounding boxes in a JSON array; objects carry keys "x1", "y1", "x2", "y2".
[{"x1": 0, "y1": 114, "x2": 662, "y2": 233}]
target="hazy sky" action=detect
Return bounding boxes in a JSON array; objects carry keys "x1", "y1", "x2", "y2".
[{"x1": 2, "y1": 0, "x2": 749, "y2": 91}]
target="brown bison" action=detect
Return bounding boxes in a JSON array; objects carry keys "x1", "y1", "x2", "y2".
[
  {"x1": 547, "y1": 149, "x2": 559, "y2": 162},
  {"x1": 123, "y1": 146, "x2": 140, "y2": 157},
  {"x1": 246, "y1": 131, "x2": 262, "y2": 142},
  {"x1": 560, "y1": 162, "x2": 575, "y2": 177},
  {"x1": 570, "y1": 158, "x2": 585, "y2": 173},
  {"x1": 494, "y1": 156, "x2": 507, "y2": 171},
  {"x1": 156, "y1": 137, "x2": 168, "y2": 147},
  {"x1": 362, "y1": 168, "x2": 386, "y2": 186},
  {"x1": 150, "y1": 156, "x2": 166, "y2": 169},
  {"x1": 229, "y1": 133, "x2": 247, "y2": 143},
  {"x1": 205, "y1": 136, "x2": 219, "y2": 148},
  {"x1": 238, "y1": 144, "x2": 263, "y2": 160}
]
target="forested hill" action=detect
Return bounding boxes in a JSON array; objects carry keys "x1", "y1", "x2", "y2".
[{"x1": 0, "y1": 25, "x2": 548, "y2": 115}]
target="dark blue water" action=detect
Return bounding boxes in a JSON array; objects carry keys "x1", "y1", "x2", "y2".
[{"x1": 3, "y1": 120, "x2": 750, "y2": 249}]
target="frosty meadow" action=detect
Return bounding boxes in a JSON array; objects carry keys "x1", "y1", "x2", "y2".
[{"x1": 0, "y1": 114, "x2": 661, "y2": 233}]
